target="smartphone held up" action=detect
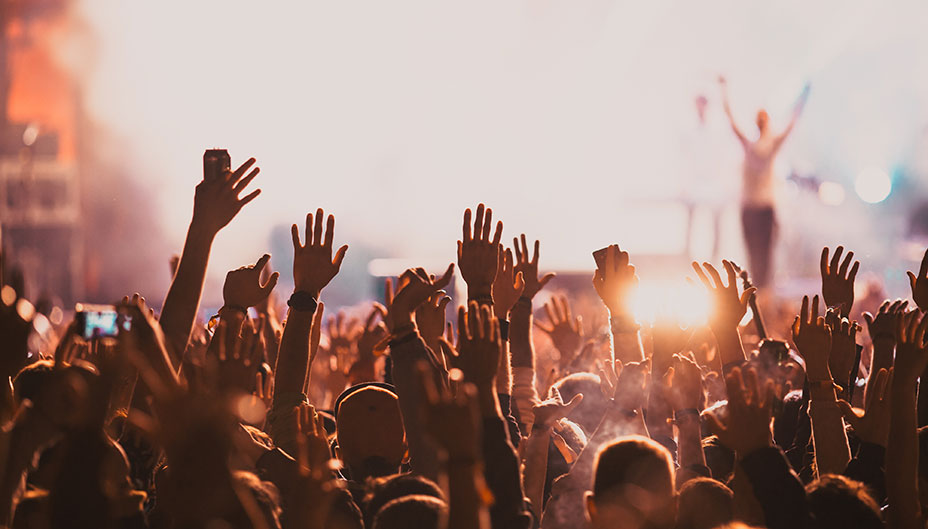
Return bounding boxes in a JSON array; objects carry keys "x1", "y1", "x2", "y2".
[{"x1": 74, "y1": 304, "x2": 132, "y2": 341}]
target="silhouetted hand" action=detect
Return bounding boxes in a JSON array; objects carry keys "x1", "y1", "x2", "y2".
[
  {"x1": 907, "y1": 249, "x2": 928, "y2": 312},
  {"x1": 513, "y1": 234, "x2": 555, "y2": 300},
  {"x1": 291, "y1": 208, "x2": 348, "y2": 298},
  {"x1": 538, "y1": 295, "x2": 583, "y2": 366},
  {"x1": 416, "y1": 293, "x2": 451, "y2": 352},
  {"x1": 447, "y1": 301, "x2": 501, "y2": 388},
  {"x1": 839, "y1": 368, "x2": 892, "y2": 447},
  {"x1": 692, "y1": 260, "x2": 755, "y2": 333},
  {"x1": 791, "y1": 295, "x2": 833, "y2": 382},
  {"x1": 416, "y1": 362, "x2": 481, "y2": 460},
  {"x1": 492, "y1": 247, "x2": 524, "y2": 317},
  {"x1": 532, "y1": 387, "x2": 583, "y2": 430},
  {"x1": 386, "y1": 265, "x2": 454, "y2": 332},
  {"x1": 223, "y1": 254, "x2": 280, "y2": 309},
  {"x1": 821, "y1": 246, "x2": 859, "y2": 315},
  {"x1": 593, "y1": 245, "x2": 638, "y2": 317},
  {"x1": 213, "y1": 317, "x2": 265, "y2": 394},
  {"x1": 864, "y1": 299, "x2": 908, "y2": 343},
  {"x1": 825, "y1": 308, "x2": 860, "y2": 390},
  {"x1": 192, "y1": 157, "x2": 261, "y2": 234},
  {"x1": 664, "y1": 354, "x2": 704, "y2": 411},
  {"x1": 458, "y1": 204, "x2": 503, "y2": 298},
  {"x1": 892, "y1": 310, "x2": 928, "y2": 385},
  {"x1": 600, "y1": 359, "x2": 649, "y2": 410},
  {"x1": 706, "y1": 367, "x2": 774, "y2": 455}
]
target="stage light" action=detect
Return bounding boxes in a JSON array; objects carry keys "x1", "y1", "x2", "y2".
[
  {"x1": 817, "y1": 181, "x2": 845, "y2": 206},
  {"x1": 854, "y1": 167, "x2": 892, "y2": 204},
  {"x1": 632, "y1": 279, "x2": 709, "y2": 327}
]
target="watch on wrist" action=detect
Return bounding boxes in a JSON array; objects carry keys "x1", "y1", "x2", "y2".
[{"x1": 287, "y1": 290, "x2": 318, "y2": 313}]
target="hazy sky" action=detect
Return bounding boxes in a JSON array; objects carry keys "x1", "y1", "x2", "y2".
[{"x1": 55, "y1": 0, "x2": 928, "y2": 301}]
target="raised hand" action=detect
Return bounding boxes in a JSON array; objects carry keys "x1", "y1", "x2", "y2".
[
  {"x1": 593, "y1": 244, "x2": 638, "y2": 317},
  {"x1": 825, "y1": 308, "x2": 860, "y2": 393},
  {"x1": 537, "y1": 295, "x2": 583, "y2": 367},
  {"x1": 791, "y1": 295, "x2": 833, "y2": 382},
  {"x1": 664, "y1": 353, "x2": 704, "y2": 411},
  {"x1": 492, "y1": 247, "x2": 525, "y2": 317},
  {"x1": 416, "y1": 292, "x2": 451, "y2": 352},
  {"x1": 447, "y1": 301, "x2": 502, "y2": 388},
  {"x1": 839, "y1": 367, "x2": 891, "y2": 447},
  {"x1": 192, "y1": 157, "x2": 261, "y2": 234},
  {"x1": 603, "y1": 359, "x2": 649, "y2": 410},
  {"x1": 457, "y1": 203, "x2": 503, "y2": 299},
  {"x1": 864, "y1": 299, "x2": 908, "y2": 343},
  {"x1": 692, "y1": 260, "x2": 755, "y2": 333},
  {"x1": 386, "y1": 265, "x2": 455, "y2": 332},
  {"x1": 222, "y1": 254, "x2": 280, "y2": 309},
  {"x1": 706, "y1": 367, "x2": 774, "y2": 455},
  {"x1": 907, "y1": 248, "x2": 928, "y2": 312},
  {"x1": 532, "y1": 387, "x2": 583, "y2": 431},
  {"x1": 291, "y1": 208, "x2": 349, "y2": 298},
  {"x1": 820, "y1": 246, "x2": 860, "y2": 315},
  {"x1": 893, "y1": 310, "x2": 928, "y2": 385},
  {"x1": 513, "y1": 234, "x2": 555, "y2": 300},
  {"x1": 416, "y1": 361, "x2": 480, "y2": 460},
  {"x1": 213, "y1": 317, "x2": 265, "y2": 394}
]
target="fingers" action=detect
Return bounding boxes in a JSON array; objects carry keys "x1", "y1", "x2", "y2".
[
  {"x1": 304, "y1": 212, "x2": 313, "y2": 246},
  {"x1": 262, "y1": 272, "x2": 280, "y2": 294},
  {"x1": 491, "y1": 220, "x2": 503, "y2": 246},
  {"x1": 254, "y1": 253, "x2": 271, "y2": 273},
  {"x1": 324, "y1": 214, "x2": 335, "y2": 248},
  {"x1": 232, "y1": 167, "x2": 260, "y2": 195},
  {"x1": 829, "y1": 245, "x2": 843, "y2": 274},
  {"x1": 703, "y1": 262, "x2": 723, "y2": 290},
  {"x1": 482, "y1": 207, "x2": 492, "y2": 241},
  {"x1": 229, "y1": 157, "x2": 257, "y2": 184},
  {"x1": 539, "y1": 273, "x2": 556, "y2": 290},
  {"x1": 562, "y1": 393, "x2": 584, "y2": 415},
  {"x1": 238, "y1": 189, "x2": 261, "y2": 207},
  {"x1": 332, "y1": 245, "x2": 349, "y2": 270},
  {"x1": 722, "y1": 260, "x2": 736, "y2": 289},
  {"x1": 313, "y1": 208, "x2": 324, "y2": 246},
  {"x1": 513, "y1": 237, "x2": 522, "y2": 263},
  {"x1": 473, "y1": 204, "x2": 485, "y2": 241},
  {"x1": 291, "y1": 224, "x2": 302, "y2": 249},
  {"x1": 839, "y1": 251, "x2": 855, "y2": 277},
  {"x1": 836, "y1": 400, "x2": 859, "y2": 428},
  {"x1": 920, "y1": 247, "x2": 928, "y2": 278},
  {"x1": 820, "y1": 247, "x2": 829, "y2": 277},
  {"x1": 435, "y1": 263, "x2": 455, "y2": 289},
  {"x1": 691, "y1": 262, "x2": 712, "y2": 289},
  {"x1": 811, "y1": 294, "x2": 820, "y2": 320},
  {"x1": 532, "y1": 238, "x2": 540, "y2": 265},
  {"x1": 462, "y1": 207, "x2": 474, "y2": 243}
]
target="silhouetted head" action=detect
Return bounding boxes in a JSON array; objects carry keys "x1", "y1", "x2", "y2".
[
  {"x1": 585, "y1": 436, "x2": 676, "y2": 529},
  {"x1": 335, "y1": 384, "x2": 407, "y2": 481},
  {"x1": 363, "y1": 473, "x2": 444, "y2": 528},
  {"x1": 371, "y1": 494, "x2": 447, "y2": 529},
  {"x1": 756, "y1": 109, "x2": 769, "y2": 133},
  {"x1": 676, "y1": 477, "x2": 734, "y2": 529},
  {"x1": 805, "y1": 474, "x2": 882, "y2": 529}
]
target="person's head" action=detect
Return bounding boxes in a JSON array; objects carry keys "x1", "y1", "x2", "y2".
[
  {"x1": 676, "y1": 477, "x2": 733, "y2": 529},
  {"x1": 756, "y1": 109, "x2": 769, "y2": 133},
  {"x1": 552, "y1": 373, "x2": 607, "y2": 435},
  {"x1": 805, "y1": 474, "x2": 881, "y2": 529},
  {"x1": 327, "y1": 489, "x2": 365, "y2": 529},
  {"x1": 363, "y1": 473, "x2": 444, "y2": 528},
  {"x1": 13, "y1": 360, "x2": 99, "y2": 433},
  {"x1": 335, "y1": 384, "x2": 407, "y2": 481},
  {"x1": 371, "y1": 494, "x2": 447, "y2": 529},
  {"x1": 585, "y1": 436, "x2": 676, "y2": 529}
]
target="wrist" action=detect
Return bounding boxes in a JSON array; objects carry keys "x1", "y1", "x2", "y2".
[
  {"x1": 467, "y1": 284, "x2": 493, "y2": 300},
  {"x1": 188, "y1": 218, "x2": 219, "y2": 241},
  {"x1": 292, "y1": 285, "x2": 320, "y2": 300}
]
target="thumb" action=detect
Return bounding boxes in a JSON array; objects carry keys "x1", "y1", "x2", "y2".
[
  {"x1": 909, "y1": 271, "x2": 917, "y2": 291},
  {"x1": 263, "y1": 272, "x2": 280, "y2": 294},
  {"x1": 836, "y1": 399, "x2": 859, "y2": 427},
  {"x1": 863, "y1": 312, "x2": 874, "y2": 328},
  {"x1": 562, "y1": 393, "x2": 584, "y2": 415}
]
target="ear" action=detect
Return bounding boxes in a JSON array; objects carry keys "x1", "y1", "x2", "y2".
[{"x1": 585, "y1": 491, "x2": 597, "y2": 523}]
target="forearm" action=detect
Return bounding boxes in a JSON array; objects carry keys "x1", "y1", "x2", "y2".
[
  {"x1": 521, "y1": 427, "x2": 550, "y2": 519},
  {"x1": 610, "y1": 314, "x2": 644, "y2": 364},
  {"x1": 887, "y1": 383, "x2": 922, "y2": 529},
  {"x1": 478, "y1": 388, "x2": 529, "y2": 528},
  {"x1": 274, "y1": 308, "x2": 314, "y2": 397},
  {"x1": 808, "y1": 383, "x2": 851, "y2": 476},
  {"x1": 159, "y1": 223, "x2": 215, "y2": 368},
  {"x1": 447, "y1": 461, "x2": 490, "y2": 529},
  {"x1": 509, "y1": 301, "x2": 539, "y2": 431},
  {"x1": 739, "y1": 446, "x2": 809, "y2": 529},
  {"x1": 391, "y1": 331, "x2": 444, "y2": 481},
  {"x1": 712, "y1": 327, "x2": 746, "y2": 371},
  {"x1": 676, "y1": 416, "x2": 708, "y2": 484}
]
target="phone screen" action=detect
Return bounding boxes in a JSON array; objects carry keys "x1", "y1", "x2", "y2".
[
  {"x1": 593, "y1": 247, "x2": 610, "y2": 271},
  {"x1": 203, "y1": 149, "x2": 231, "y2": 180},
  {"x1": 76, "y1": 304, "x2": 132, "y2": 340}
]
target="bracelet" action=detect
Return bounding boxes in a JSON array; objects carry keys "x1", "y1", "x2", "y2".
[
  {"x1": 515, "y1": 296, "x2": 533, "y2": 306},
  {"x1": 673, "y1": 408, "x2": 700, "y2": 423},
  {"x1": 469, "y1": 294, "x2": 494, "y2": 306},
  {"x1": 287, "y1": 291, "x2": 318, "y2": 313},
  {"x1": 388, "y1": 326, "x2": 419, "y2": 347}
]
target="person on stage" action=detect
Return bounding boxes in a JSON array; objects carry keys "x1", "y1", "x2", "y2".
[{"x1": 719, "y1": 76, "x2": 810, "y2": 287}]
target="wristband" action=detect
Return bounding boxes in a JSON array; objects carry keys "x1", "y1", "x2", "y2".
[
  {"x1": 287, "y1": 291, "x2": 318, "y2": 313},
  {"x1": 673, "y1": 408, "x2": 700, "y2": 423},
  {"x1": 469, "y1": 294, "x2": 494, "y2": 306},
  {"x1": 516, "y1": 296, "x2": 533, "y2": 306},
  {"x1": 388, "y1": 326, "x2": 419, "y2": 347}
]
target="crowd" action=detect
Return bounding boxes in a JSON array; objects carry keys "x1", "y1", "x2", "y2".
[{"x1": 0, "y1": 155, "x2": 926, "y2": 529}]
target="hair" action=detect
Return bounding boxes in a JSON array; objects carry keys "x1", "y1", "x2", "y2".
[
  {"x1": 805, "y1": 474, "x2": 882, "y2": 529},
  {"x1": 228, "y1": 471, "x2": 283, "y2": 529},
  {"x1": 676, "y1": 477, "x2": 734, "y2": 529},
  {"x1": 552, "y1": 373, "x2": 608, "y2": 434},
  {"x1": 592, "y1": 436, "x2": 675, "y2": 502},
  {"x1": 327, "y1": 488, "x2": 365, "y2": 529},
  {"x1": 363, "y1": 473, "x2": 444, "y2": 528},
  {"x1": 12, "y1": 359, "x2": 56, "y2": 402},
  {"x1": 371, "y1": 494, "x2": 447, "y2": 529}
]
